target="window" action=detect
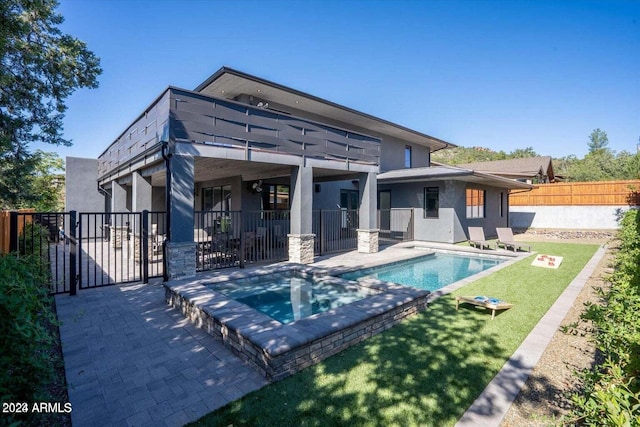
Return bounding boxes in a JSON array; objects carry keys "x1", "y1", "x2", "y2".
[
  {"x1": 500, "y1": 192, "x2": 504, "y2": 217},
  {"x1": 466, "y1": 188, "x2": 485, "y2": 218},
  {"x1": 340, "y1": 189, "x2": 359, "y2": 210},
  {"x1": 404, "y1": 145, "x2": 412, "y2": 168},
  {"x1": 262, "y1": 184, "x2": 289, "y2": 210},
  {"x1": 202, "y1": 185, "x2": 231, "y2": 212},
  {"x1": 423, "y1": 187, "x2": 439, "y2": 218}
]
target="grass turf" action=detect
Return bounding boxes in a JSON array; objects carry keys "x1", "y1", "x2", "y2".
[{"x1": 190, "y1": 242, "x2": 600, "y2": 427}]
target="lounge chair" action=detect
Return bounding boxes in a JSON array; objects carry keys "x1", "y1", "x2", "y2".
[
  {"x1": 468, "y1": 227, "x2": 494, "y2": 250},
  {"x1": 496, "y1": 227, "x2": 531, "y2": 252}
]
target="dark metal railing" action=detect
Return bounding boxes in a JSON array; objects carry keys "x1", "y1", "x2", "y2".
[
  {"x1": 377, "y1": 208, "x2": 414, "y2": 244},
  {"x1": 12, "y1": 211, "x2": 73, "y2": 294},
  {"x1": 98, "y1": 87, "x2": 381, "y2": 179},
  {"x1": 8, "y1": 210, "x2": 166, "y2": 294},
  {"x1": 313, "y1": 209, "x2": 359, "y2": 255},
  {"x1": 194, "y1": 210, "x2": 290, "y2": 271},
  {"x1": 7, "y1": 207, "x2": 372, "y2": 292}
]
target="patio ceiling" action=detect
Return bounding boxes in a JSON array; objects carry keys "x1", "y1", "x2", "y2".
[{"x1": 148, "y1": 158, "x2": 362, "y2": 187}]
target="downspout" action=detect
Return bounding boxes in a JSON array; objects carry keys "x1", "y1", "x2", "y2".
[
  {"x1": 161, "y1": 141, "x2": 172, "y2": 281},
  {"x1": 429, "y1": 143, "x2": 451, "y2": 166},
  {"x1": 97, "y1": 184, "x2": 111, "y2": 217},
  {"x1": 507, "y1": 187, "x2": 534, "y2": 228}
]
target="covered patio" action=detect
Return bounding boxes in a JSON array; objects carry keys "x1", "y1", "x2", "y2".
[{"x1": 95, "y1": 84, "x2": 382, "y2": 280}]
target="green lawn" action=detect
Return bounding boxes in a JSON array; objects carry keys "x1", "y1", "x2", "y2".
[{"x1": 191, "y1": 242, "x2": 600, "y2": 427}]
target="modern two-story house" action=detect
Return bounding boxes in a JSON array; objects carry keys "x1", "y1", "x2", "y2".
[{"x1": 66, "y1": 66, "x2": 531, "y2": 281}]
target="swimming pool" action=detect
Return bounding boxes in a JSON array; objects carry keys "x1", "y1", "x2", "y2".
[
  {"x1": 341, "y1": 252, "x2": 505, "y2": 291},
  {"x1": 207, "y1": 271, "x2": 375, "y2": 324}
]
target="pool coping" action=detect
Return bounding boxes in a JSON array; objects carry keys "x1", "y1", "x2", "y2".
[
  {"x1": 165, "y1": 263, "x2": 430, "y2": 381},
  {"x1": 165, "y1": 244, "x2": 530, "y2": 381}
]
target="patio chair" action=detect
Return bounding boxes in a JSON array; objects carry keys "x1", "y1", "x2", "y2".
[
  {"x1": 468, "y1": 227, "x2": 494, "y2": 250},
  {"x1": 194, "y1": 228, "x2": 211, "y2": 255},
  {"x1": 496, "y1": 227, "x2": 531, "y2": 252}
]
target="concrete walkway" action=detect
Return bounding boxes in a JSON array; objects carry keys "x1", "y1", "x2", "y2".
[
  {"x1": 56, "y1": 281, "x2": 268, "y2": 427},
  {"x1": 456, "y1": 245, "x2": 607, "y2": 427}
]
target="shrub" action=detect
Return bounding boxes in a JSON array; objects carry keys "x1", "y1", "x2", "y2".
[
  {"x1": 0, "y1": 254, "x2": 58, "y2": 425},
  {"x1": 565, "y1": 209, "x2": 640, "y2": 426},
  {"x1": 18, "y1": 222, "x2": 52, "y2": 281}
]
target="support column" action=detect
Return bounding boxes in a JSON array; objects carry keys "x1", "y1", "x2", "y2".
[
  {"x1": 110, "y1": 181, "x2": 129, "y2": 248},
  {"x1": 111, "y1": 181, "x2": 127, "y2": 212},
  {"x1": 288, "y1": 165, "x2": 315, "y2": 264},
  {"x1": 357, "y1": 171, "x2": 379, "y2": 253},
  {"x1": 132, "y1": 172, "x2": 152, "y2": 212},
  {"x1": 132, "y1": 172, "x2": 153, "y2": 262},
  {"x1": 166, "y1": 155, "x2": 196, "y2": 280}
]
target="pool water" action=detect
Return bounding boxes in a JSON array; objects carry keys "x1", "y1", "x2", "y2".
[
  {"x1": 341, "y1": 253, "x2": 504, "y2": 291},
  {"x1": 208, "y1": 272, "x2": 372, "y2": 324}
]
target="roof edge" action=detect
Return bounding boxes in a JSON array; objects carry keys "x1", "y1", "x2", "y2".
[{"x1": 194, "y1": 66, "x2": 455, "y2": 149}]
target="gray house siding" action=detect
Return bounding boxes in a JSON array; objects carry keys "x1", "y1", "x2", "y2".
[
  {"x1": 312, "y1": 180, "x2": 359, "y2": 211},
  {"x1": 65, "y1": 157, "x2": 105, "y2": 213},
  {"x1": 465, "y1": 186, "x2": 510, "y2": 240},
  {"x1": 379, "y1": 137, "x2": 430, "y2": 171},
  {"x1": 236, "y1": 97, "x2": 432, "y2": 174},
  {"x1": 379, "y1": 180, "x2": 509, "y2": 243}
]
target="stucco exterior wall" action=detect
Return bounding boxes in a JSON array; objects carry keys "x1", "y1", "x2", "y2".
[
  {"x1": 466, "y1": 186, "x2": 510, "y2": 239},
  {"x1": 510, "y1": 206, "x2": 630, "y2": 229},
  {"x1": 312, "y1": 180, "x2": 359, "y2": 210},
  {"x1": 380, "y1": 180, "x2": 510, "y2": 243},
  {"x1": 65, "y1": 157, "x2": 104, "y2": 213},
  {"x1": 379, "y1": 137, "x2": 430, "y2": 171}
]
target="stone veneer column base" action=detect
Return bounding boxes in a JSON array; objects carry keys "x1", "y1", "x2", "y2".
[
  {"x1": 357, "y1": 229, "x2": 379, "y2": 253},
  {"x1": 165, "y1": 241, "x2": 197, "y2": 280},
  {"x1": 287, "y1": 234, "x2": 315, "y2": 264}
]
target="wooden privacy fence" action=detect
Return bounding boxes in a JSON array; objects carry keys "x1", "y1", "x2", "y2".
[
  {"x1": 510, "y1": 180, "x2": 640, "y2": 206},
  {"x1": 0, "y1": 209, "x2": 35, "y2": 254}
]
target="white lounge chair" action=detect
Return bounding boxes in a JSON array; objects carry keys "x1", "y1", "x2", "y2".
[
  {"x1": 496, "y1": 227, "x2": 531, "y2": 252},
  {"x1": 468, "y1": 227, "x2": 494, "y2": 250}
]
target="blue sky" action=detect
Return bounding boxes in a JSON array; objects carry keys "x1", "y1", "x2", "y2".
[{"x1": 48, "y1": 0, "x2": 639, "y2": 161}]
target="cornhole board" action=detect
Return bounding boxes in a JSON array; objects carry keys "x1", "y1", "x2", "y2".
[
  {"x1": 455, "y1": 296, "x2": 513, "y2": 320},
  {"x1": 531, "y1": 254, "x2": 563, "y2": 269}
]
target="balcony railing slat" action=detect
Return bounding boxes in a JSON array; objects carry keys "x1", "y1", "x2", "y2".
[{"x1": 99, "y1": 88, "x2": 380, "y2": 178}]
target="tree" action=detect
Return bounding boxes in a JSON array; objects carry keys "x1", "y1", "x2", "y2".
[
  {"x1": 587, "y1": 128, "x2": 609, "y2": 153},
  {"x1": 508, "y1": 147, "x2": 538, "y2": 158},
  {"x1": 0, "y1": 0, "x2": 101, "y2": 209},
  {"x1": 30, "y1": 150, "x2": 65, "y2": 211}
]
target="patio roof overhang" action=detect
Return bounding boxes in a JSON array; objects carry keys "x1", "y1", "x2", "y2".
[
  {"x1": 377, "y1": 165, "x2": 534, "y2": 191},
  {"x1": 195, "y1": 67, "x2": 454, "y2": 152}
]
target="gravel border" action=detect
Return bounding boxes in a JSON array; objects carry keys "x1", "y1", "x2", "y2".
[{"x1": 499, "y1": 233, "x2": 615, "y2": 426}]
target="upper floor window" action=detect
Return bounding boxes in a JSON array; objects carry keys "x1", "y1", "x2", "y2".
[
  {"x1": 405, "y1": 145, "x2": 412, "y2": 168},
  {"x1": 466, "y1": 188, "x2": 485, "y2": 218}
]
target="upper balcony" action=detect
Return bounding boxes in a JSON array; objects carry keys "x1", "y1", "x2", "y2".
[{"x1": 97, "y1": 87, "x2": 382, "y2": 180}]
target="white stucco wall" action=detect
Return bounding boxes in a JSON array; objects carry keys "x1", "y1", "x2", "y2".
[{"x1": 510, "y1": 205, "x2": 631, "y2": 229}]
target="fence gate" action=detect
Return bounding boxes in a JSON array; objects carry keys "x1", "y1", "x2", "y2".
[
  {"x1": 5, "y1": 210, "x2": 166, "y2": 294},
  {"x1": 77, "y1": 211, "x2": 165, "y2": 289}
]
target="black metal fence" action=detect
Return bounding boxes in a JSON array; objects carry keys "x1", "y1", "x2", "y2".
[
  {"x1": 12, "y1": 211, "x2": 73, "y2": 294},
  {"x1": 194, "y1": 210, "x2": 290, "y2": 271},
  {"x1": 7, "y1": 207, "x2": 400, "y2": 293},
  {"x1": 378, "y1": 208, "x2": 414, "y2": 245},
  {"x1": 313, "y1": 209, "x2": 359, "y2": 255},
  {"x1": 9, "y1": 210, "x2": 166, "y2": 294}
]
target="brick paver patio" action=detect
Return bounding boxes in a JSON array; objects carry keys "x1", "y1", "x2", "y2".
[{"x1": 56, "y1": 281, "x2": 268, "y2": 427}]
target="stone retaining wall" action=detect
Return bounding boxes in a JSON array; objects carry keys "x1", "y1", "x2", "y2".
[{"x1": 165, "y1": 271, "x2": 429, "y2": 381}]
